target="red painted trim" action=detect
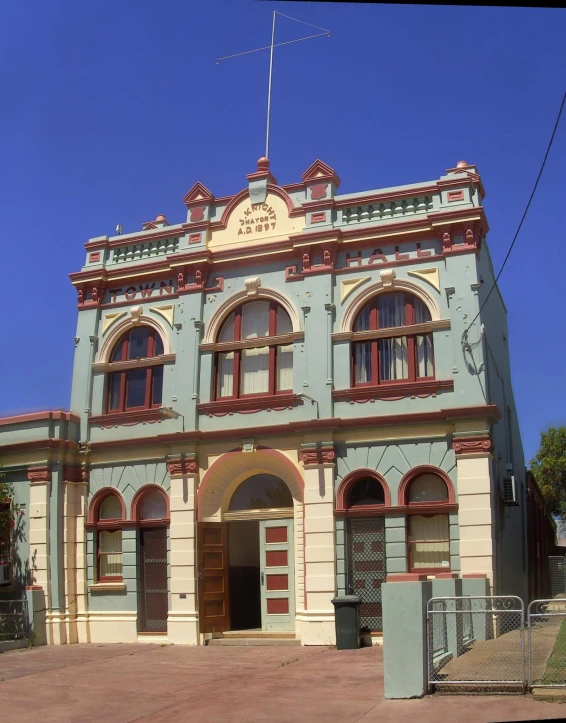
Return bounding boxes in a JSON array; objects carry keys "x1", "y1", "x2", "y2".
[
  {"x1": 183, "y1": 181, "x2": 214, "y2": 207},
  {"x1": 301, "y1": 159, "x2": 340, "y2": 186},
  {"x1": 447, "y1": 191, "x2": 464, "y2": 202},
  {"x1": 452, "y1": 435, "x2": 493, "y2": 455},
  {"x1": 462, "y1": 573, "x2": 488, "y2": 579},
  {"x1": 90, "y1": 409, "x2": 163, "y2": 427},
  {"x1": 310, "y1": 212, "x2": 327, "y2": 224},
  {"x1": 433, "y1": 573, "x2": 458, "y2": 579},
  {"x1": 27, "y1": 466, "x2": 51, "y2": 483},
  {"x1": 130, "y1": 484, "x2": 170, "y2": 524},
  {"x1": 398, "y1": 465, "x2": 456, "y2": 507},
  {"x1": 385, "y1": 573, "x2": 429, "y2": 582},
  {"x1": 199, "y1": 393, "x2": 301, "y2": 417},
  {"x1": 334, "y1": 503, "x2": 458, "y2": 518},
  {"x1": 196, "y1": 448, "x2": 304, "y2": 521},
  {"x1": 85, "y1": 404, "x2": 501, "y2": 453},
  {"x1": 25, "y1": 585, "x2": 43, "y2": 591},
  {"x1": 87, "y1": 488, "x2": 127, "y2": 525},
  {"x1": 0, "y1": 410, "x2": 80, "y2": 427},
  {"x1": 89, "y1": 252, "x2": 101, "y2": 263},
  {"x1": 336, "y1": 469, "x2": 391, "y2": 511},
  {"x1": 333, "y1": 380, "x2": 453, "y2": 403}
]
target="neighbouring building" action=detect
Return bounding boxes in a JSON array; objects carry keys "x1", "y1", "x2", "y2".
[{"x1": 0, "y1": 157, "x2": 543, "y2": 646}]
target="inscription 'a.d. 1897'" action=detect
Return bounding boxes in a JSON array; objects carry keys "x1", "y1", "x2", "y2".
[{"x1": 238, "y1": 203, "x2": 277, "y2": 236}]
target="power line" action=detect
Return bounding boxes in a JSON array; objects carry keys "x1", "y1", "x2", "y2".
[{"x1": 462, "y1": 89, "x2": 566, "y2": 346}]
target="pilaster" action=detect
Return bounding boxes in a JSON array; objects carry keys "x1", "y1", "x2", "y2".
[
  {"x1": 453, "y1": 435, "x2": 496, "y2": 591},
  {"x1": 167, "y1": 456, "x2": 199, "y2": 645},
  {"x1": 297, "y1": 446, "x2": 336, "y2": 645},
  {"x1": 62, "y1": 467, "x2": 89, "y2": 644}
]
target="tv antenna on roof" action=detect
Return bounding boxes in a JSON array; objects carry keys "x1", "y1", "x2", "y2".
[{"x1": 217, "y1": 10, "x2": 331, "y2": 161}]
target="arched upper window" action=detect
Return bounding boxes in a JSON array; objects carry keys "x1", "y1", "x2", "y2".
[
  {"x1": 141, "y1": 489, "x2": 168, "y2": 520},
  {"x1": 228, "y1": 474, "x2": 293, "y2": 511},
  {"x1": 407, "y1": 474, "x2": 448, "y2": 504},
  {"x1": 215, "y1": 301, "x2": 294, "y2": 399},
  {"x1": 348, "y1": 477, "x2": 385, "y2": 507},
  {"x1": 352, "y1": 292, "x2": 434, "y2": 387},
  {"x1": 106, "y1": 326, "x2": 164, "y2": 413}
]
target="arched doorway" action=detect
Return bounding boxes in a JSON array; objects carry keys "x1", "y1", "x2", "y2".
[{"x1": 198, "y1": 469, "x2": 297, "y2": 635}]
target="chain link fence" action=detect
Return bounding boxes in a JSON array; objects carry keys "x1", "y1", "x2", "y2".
[
  {"x1": 0, "y1": 598, "x2": 29, "y2": 641},
  {"x1": 427, "y1": 596, "x2": 525, "y2": 687},
  {"x1": 549, "y1": 557, "x2": 566, "y2": 597},
  {"x1": 528, "y1": 599, "x2": 566, "y2": 687}
]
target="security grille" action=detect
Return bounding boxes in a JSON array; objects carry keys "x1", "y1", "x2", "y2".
[
  {"x1": 347, "y1": 517, "x2": 386, "y2": 632},
  {"x1": 549, "y1": 556, "x2": 566, "y2": 597},
  {"x1": 139, "y1": 528, "x2": 168, "y2": 633},
  {"x1": 427, "y1": 596, "x2": 525, "y2": 687}
]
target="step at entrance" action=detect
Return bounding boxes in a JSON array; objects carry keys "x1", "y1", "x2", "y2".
[
  {"x1": 207, "y1": 637, "x2": 300, "y2": 646},
  {"x1": 207, "y1": 629, "x2": 299, "y2": 646}
]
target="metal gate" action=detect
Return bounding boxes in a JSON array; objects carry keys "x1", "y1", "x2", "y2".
[
  {"x1": 347, "y1": 517, "x2": 386, "y2": 631},
  {"x1": 139, "y1": 527, "x2": 168, "y2": 633},
  {"x1": 528, "y1": 599, "x2": 566, "y2": 687},
  {"x1": 427, "y1": 596, "x2": 525, "y2": 687}
]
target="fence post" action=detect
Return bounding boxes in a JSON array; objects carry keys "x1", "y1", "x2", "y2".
[
  {"x1": 26, "y1": 585, "x2": 47, "y2": 646},
  {"x1": 382, "y1": 578, "x2": 432, "y2": 699},
  {"x1": 431, "y1": 577, "x2": 464, "y2": 658}
]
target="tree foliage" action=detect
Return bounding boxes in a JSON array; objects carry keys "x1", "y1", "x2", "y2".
[{"x1": 530, "y1": 426, "x2": 566, "y2": 517}]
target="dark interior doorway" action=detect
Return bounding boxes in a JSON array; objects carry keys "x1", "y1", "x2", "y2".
[{"x1": 228, "y1": 520, "x2": 261, "y2": 630}]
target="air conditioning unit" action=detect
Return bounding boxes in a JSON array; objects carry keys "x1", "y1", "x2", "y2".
[{"x1": 502, "y1": 476, "x2": 519, "y2": 506}]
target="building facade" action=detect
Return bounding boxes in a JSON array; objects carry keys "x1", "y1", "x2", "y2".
[{"x1": 0, "y1": 158, "x2": 531, "y2": 646}]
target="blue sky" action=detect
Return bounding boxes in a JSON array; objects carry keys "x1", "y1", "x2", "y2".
[{"x1": 1, "y1": 1, "x2": 565, "y2": 464}]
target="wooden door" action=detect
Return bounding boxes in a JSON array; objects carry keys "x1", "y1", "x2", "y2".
[
  {"x1": 259, "y1": 519, "x2": 295, "y2": 632},
  {"x1": 198, "y1": 522, "x2": 230, "y2": 634},
  {"x1": 139, "y1": 527, "x2": 168, "y2": 633}
]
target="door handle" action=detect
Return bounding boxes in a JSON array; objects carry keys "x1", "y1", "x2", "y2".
[{"x1": 261, "y1": 572, "x2": 264, "y2": 586}]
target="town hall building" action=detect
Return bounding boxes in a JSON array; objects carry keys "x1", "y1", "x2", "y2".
[{"x1": 0, "y1": 157, "x2": 533, "y2": 646}]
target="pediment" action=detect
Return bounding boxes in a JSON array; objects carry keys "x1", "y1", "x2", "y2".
[
  {"x1": 183, "y1": 181, "x2": 214, "y2": 207},
  {"x1": 302, "y1": 159, "x2": 340, "y2": 186}
]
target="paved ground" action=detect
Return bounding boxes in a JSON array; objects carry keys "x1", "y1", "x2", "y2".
[{"x1": 1, "y1": 643, "x2": 565, "y2": 722}]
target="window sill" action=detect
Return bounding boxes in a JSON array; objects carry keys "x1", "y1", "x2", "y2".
[
  {"x1": 89, "y1": 409, "x2": 163, "y2": 427},
  {"x1": 198, "y1": 393, "x2": 302, "y2": 417},
  {"x1": 333, "y1": 379, "x2": 454, "y2": 402},
  {"x1": 88, "y1": 583, "x2": 127, "y2": 592}
]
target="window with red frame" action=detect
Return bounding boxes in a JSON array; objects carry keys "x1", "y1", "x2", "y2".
[
  {"x1": 97, "y1": 495, "x2": 123, "y2": 581},
  {"x1": 106, "y1": 327, "x2": 164, "y2": 413},
  {"x1": 353, "y1": 292, "x2": 434, "y2": 387},
  {"x1": 215, "y1": 300, "x2": 294, "y2": 399},
  {"x1": 406, "y1": 474, "x2": 450, "y2": 572},
  {"x1": 0, "y1": 502, "x2": 11, "y2": 586},
  {"x1": 348, "y1": 477, "x2": 385, "y2": 507}
]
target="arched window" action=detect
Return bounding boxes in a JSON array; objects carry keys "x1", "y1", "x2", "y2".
[
  {"x1": 106, "y1": 327, "x2": 164, "y2": 413},
  {"x1": 348, "y1": 477, "x2": 385, "y2": 507},
  {"x1": 406, "y1": 473, "x2": 450, "y2": 572},
  {"x1": 215, "y1": 301, "x2": 293, "y2": 399},
  {"x1": 141, "y1": 489, "x2": 168, "y2": 520},
  {"x1": 228, "y1": 474, "x2": 293, "y2": 511},
  {"x1": 352, "y1": 292, "x2": 434, "y2": 387},
  {"x1": 94, "y1": 492, "x2": 124, "y2": 582}
]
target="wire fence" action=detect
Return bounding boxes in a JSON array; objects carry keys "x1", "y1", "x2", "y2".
[
  {"x1": 427, "y1": 596, "x2": 525, "y2": 687},
  {"x1": 528, "y1": 599, "x2": 566, "y2": 687}
]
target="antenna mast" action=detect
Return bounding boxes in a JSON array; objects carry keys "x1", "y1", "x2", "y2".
[{"x1": 217, "y1": 10, "x2": 331, "y2": 161}]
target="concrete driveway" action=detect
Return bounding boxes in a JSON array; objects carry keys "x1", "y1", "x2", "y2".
[{"x1": 0, "y1": 643, "x2": 564, "y2": 722}]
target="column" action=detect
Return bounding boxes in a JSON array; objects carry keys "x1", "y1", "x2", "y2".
[
  {"x1": 167, "y1": 456, "x2": 199, "y2": 645},
  {"x1": 27, "y1": 467, "x2": 51, "y2": 643},
  {"x1": 298, "y1": 446, "x2": 336, "y2": 646},
  {"x1": 453, "y1": 436, "x2": 496, "y2": 590},
  {"x1": 62, "y1": 467, "x2": 89, "y2": 644}
]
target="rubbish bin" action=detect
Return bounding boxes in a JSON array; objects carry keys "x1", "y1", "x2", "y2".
[{"x1": 332, "y1": 595, "x2": 361, "y2": 650}]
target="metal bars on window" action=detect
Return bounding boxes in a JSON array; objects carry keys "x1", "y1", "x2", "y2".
[{"x1": 347, "y1": 517, "x2": 386, "y2": 632}]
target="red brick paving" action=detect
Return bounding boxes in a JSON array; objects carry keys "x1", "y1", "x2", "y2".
[{"x1": 0, "y1": 643, "x2": 564, "y2": 722}]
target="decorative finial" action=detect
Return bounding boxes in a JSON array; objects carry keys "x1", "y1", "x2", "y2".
[
  {"x1": 257, "y1": 157, "x2": 270, "y2": 171},
  {"x1": 155, "y1": 214, "x2": 167, "y2": 222},
  {"x1": 456, "y1": 160, "x2": 469, "y2": 168}
]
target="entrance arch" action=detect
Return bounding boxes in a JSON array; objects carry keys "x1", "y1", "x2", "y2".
[
  {"x1": 197, "y1": 449, "x2": 304, "y2": 635},
  {"x1": 197, "y1": 448, "x2": 304, "y2": 521}
]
